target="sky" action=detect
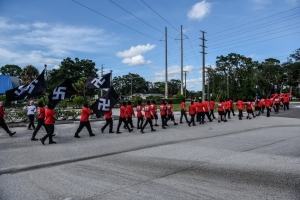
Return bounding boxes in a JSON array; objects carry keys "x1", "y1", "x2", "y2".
[{"x1": 0, "y1": 0, "x2": 299, "y2": 92}]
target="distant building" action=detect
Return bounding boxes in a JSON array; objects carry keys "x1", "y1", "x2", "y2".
[{"x1": 0, "y1": 75, "x2": 20, "y2": 94}]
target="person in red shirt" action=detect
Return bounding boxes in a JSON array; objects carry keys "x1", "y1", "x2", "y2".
[
  {"x1": 151, "y1": 100, "x2": 159, "y2": 126},
  {"x1": 140, "y1": 101, "x2": 156, "y2": 133},
  {"x1": 265, "y1": 96, "x2": 272, "y2": 117},
  {"x1": 203, "y1": 99, "x2": 212, "y2": 123},
  {"x1": 188, "y1": 101, "x2": 196, "y2": 126},
  {"x1": 209, "y1": 99, "x2": 216, "y2": 119},
  {"x1": 229, "y1": 98, "x2": 236, "y2": 117},
  {"x1": 0, "y1": 101, "x2": 16, "y2": 137},
  {"x1": 166, "y1": 100, "x2": 178, "y2": 126},
  {"x1": 180, "y1": 99, "x2": 189, "y2": 124},
  {"x1": 274, "y1": 96, "x2": 280, "y2": 114},
  {"x1": 197, "y1": 99, "x2": 204, "y2": 124},
  {"x1": 217, "y1": 99, "x2": 226, "y2": 123},
  {"x1": 255, "y1": 99, "x2": 261, "y2": 116},
  {"x1": 116, "y1": 102, "x2": 132, "y2": 134},
  {"x1": 283, "y1": 94, "x2": 289, "y2": 111},
  {"x1": 225, "y1": 99, "x2": 231, "y2": 119},
  {"x1": 101, "y1": 109, "x2": 114, "y2": 133},
  {"x1": 160, "y1": 100, "x2": 167, "y2": 129},
  {"x1": 126, "y1": 101, "x2": 135, "y2": 128},
  {"x1": 236, "y1": 98, "x2": 244, "y2": 120},
  {"x1": 31, "y1": 102, "x2": 48, "y2": 141},
  {"x1": 245, "y1": 99, "x2": 254, "y2": 119},
  {"x1": 260, "y1": 97, "x2": 266, "y2": 113},
  {"x1": 74, "y1": 103, "x2": 95, "y2": 138},
  {"x1": 40, "y1": 103, "x2": 56, "y2": 145},
  {"x1": 136, "y1": 100, "x2": 144, "y2": 129}
]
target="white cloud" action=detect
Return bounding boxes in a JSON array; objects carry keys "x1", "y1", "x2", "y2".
[
  {"x1": 187, "y1": 1, "x2": 212, "y2": 21},
  {"x1": 53, "y1": 65, "x2": 60, "y2": 70},
  {"x1": 116, "y1": 43, "x2": 155, "y2": 58},
  {"x1": 122, "y1": 55, "x2": 152, "y2": 66},
  {"x1": 247, "y1": 54, "x2": 256, "y2": 58}
]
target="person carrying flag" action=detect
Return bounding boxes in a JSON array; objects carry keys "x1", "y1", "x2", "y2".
[
  {"x1": 179, "y1": 99, "x2": 189, "y2": 124},
  {"x1": 136, "y1": 100, "x2": 144, "y2": 129},
  {"x1": 188, "y1": 101, "x2": 196, "y2": 126},
  {"x1": 116, "y1": 102, "x2": 132, "y2": 134},
  {"x1": 74, "y1": 103, "x2": 95, "y2": 138},
  {"x1": 24, "y1": 100, "x2": 36, "y2": 130},
  {"x1": 140, "y1": 101, "x2": 156, "y2": 133},
  {"x1": 31, "y1": 102, "x2": 47, "y2": 141},
  {"x1": 0, "y1": 101, "x2": 16, "y2": 137},
  {"x1": 101, "y1": 109, "x2": 114, "y2": 133}
]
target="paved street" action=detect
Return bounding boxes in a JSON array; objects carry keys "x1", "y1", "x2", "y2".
[{"x1": 0, "y1": 107, "x2": 300, "y2": 200}]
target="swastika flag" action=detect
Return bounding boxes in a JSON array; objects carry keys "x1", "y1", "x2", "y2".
[
  {"x1": 6, "y1": 70, "x2": 46, "y2": 101},
  {"x1": 91, "y1": 86, "x2": 119, "y2": 118},
  {"x1": 86, "y1": 73, "x2": 111, "y2": 89},
  {"x1": 48, "y1": 79, "x2": 77, "y2": 107}
]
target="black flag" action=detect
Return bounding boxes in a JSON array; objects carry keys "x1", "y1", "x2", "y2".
[
  {"x1": 6, "y1": 70, "x2": 46, "y2": 101},
  {"x1": 86, "y1": 73, "x2": 111, "y2": 89},
  {"x1": 91, "y1": 86, "x2": 119, "y2": 118},
  {"x1": 48, "y1": 79, "x2": 77, "y2": 107}
]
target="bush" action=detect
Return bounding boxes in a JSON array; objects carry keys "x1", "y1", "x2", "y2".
[{"x1": 73, "y1": 96, "x2": 85, "y2": 108}]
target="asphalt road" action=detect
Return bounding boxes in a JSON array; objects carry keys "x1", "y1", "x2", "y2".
[{"x1": 0, "y1": 107, "x2": 300, "y2": 200}]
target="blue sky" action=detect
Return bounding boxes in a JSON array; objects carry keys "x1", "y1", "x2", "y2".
[{"x1": 0, "y1": 0, "x2": 299, "y2": 91}]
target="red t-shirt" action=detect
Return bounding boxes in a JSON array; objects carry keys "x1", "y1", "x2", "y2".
[
  {"x1": 180, "y1": 102, "x2": 185, "y2": 110},
  {"x1": 80, "y1": 107, "x2": 92, "y2": 122},
  {"x1": 274, "y1": 98, "x2": 280, "y2": 104},
  {"x1": 160, "y1": 104, "x2": 167, "y2": 116},
  {"x1": 119, "y1": 106, "x2": 126, "y2": 118},
  {"x1": 236, "y1": 100, "x2": 244, "y2": 111},
  {"x1": 104, "y1": 109, "x2": 112, "y2": 119},
  {"x1": 136, "y1": 105, "x2": 143, "y2": 117},
  {"x1": 189, "y1": 104, "x2": 196, "y2": 115},
  {"x1": 44, "y1": 108, "x2": 55, "y2": 124},
  {"x1": 230, "y1": 100, "x2": 234, "y2": 109},
  {"x1": 226, "y1": 101, "x2": 231, "y2": 110},
  {"x1": 283, "y1": 96, "x2": 289, "y2": 103},
  {"x1": 197, "y1": 102, "x2": 204, "y2": 113},
  {"x1": 217, "y1": 103, "x2": 224, "y2": 111},
  {"x1": 265, "y1": 99, "x2": 272, "y2": 108},
  {"x1": 203, "y1": 101, "x2": 209, "y2": 112},
  {"x1": 38, "y1": 107, "x2": 45, "y2": 119},
  {"x1": 144, "y1": 105, "x2": 151, "y2": 118},
  {"x1": 260, "y1": 99, "x2": 265, "y2": 106},
  {"x1": 150, "y1": 104, "x2": 157, "y2": 115},
  {"x1": 166, "y1": 104, "x2": 173, "y2": 115},
  {"x1": 127, "y1": 105, "x2": 134, "y2": 117},
  {"x1": 209, "y1": 101, "x2": 215, "y2": 110},
  {"x1": 245, "y1": 101, "x2": 253, "y2": 110}
]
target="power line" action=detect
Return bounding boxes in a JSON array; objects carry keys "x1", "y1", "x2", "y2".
[
  {"x1": 71, "y1": 0, "x2": 158, "y2": 40},
  {"x1": 140, "y1": 0, "x2": 180, "y2": 33}
]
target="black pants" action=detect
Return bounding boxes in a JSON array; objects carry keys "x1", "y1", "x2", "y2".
[
  {"x1": 230, "y1": 109, "x2": 235, "y2": 116},
  {"x1": 188, "y1": 114, "x2": 195, "y2": 125},
  {"x1": 127, "y1": 117, "x2": 134, "y2": 128},
  {"x1": 204, "y1": 112, "x2": 212, "y2": 121},
  {"x1": 28, "y1": 114, "x2": 35, "y2": 129},
  {"x1": 137, "y1": 117, "x2": 144, "y2": 129},
  {"x1": 226, "y1": 110, "x2": 230, "y2": 118},
  {"x1": 32, "y1": 118, "x2": 47, "y2": 139},
  {"x1": 261, "y1": 106, "x2": 265, "y2": 113},
  {"x1": 284, "y1": 102, "x2": 289, "y2": 111},
  {"x1": 74, "y1": 121, "x2": 93, "y2": 136},
  {"x1": 102, "y1": 118, "x2": 113, "y2": 132},
  {"x1": 0, "y1": 118, "x2": 11, "y2": 134},
  {"x1": 266, "y1": 107, "x2": 271, "y2": 117},
  {"x1": 197, "y1": 112, "x2": 204, "y2": 123},
  {"x1": 42, "y1": 124, "x2": 54, "y2": 143},
  {"x1": 117, "y1": 117, "x2": 130, "y2": 132},
  {"x1": 161, "y1": 115, "x2": 166, "y2": 127},
  {"x1": 180, "y1": 110, "x2": 189, "y2": 123},
  {"x1": 238, "y1": 110, "x2": 243, "y2": 119},
  {"x1": 209, "y1": 110, "x2": 216, "y2": 119},
  {"x1": 275, "y1": 104, "x2": 279, "y2": 113},
  {"x1": 141, "y1": 118, "x2": 154, "y2": 131}
]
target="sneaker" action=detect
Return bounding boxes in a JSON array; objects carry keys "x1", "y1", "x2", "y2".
[
  {"x1": 109, "y1": 131, "x2": 114, "y2": 133},
  {"x1": 31, "y1": 138, "x2": 38, "y2": 141},
  {"x1": 174, "y1": 123, "x2": 178, "y2": 125},
  {"x1": 101, "y1": 128, "x2": 104, "y2": 133},
  {"x1": 155, "y1": 124, "x2": 159, "y2": 126},
  {"x1": 74, "y1": 135, "x2": 81, "y2": 138},
  {"x1": 224, "y1": 120, "x2": 227, "y2": 122}
]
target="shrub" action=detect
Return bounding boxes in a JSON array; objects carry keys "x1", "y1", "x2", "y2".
[{"x1": 73, "y1": 96, "x2": 85, "y2": 108}]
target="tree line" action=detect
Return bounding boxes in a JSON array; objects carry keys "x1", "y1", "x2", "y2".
[{"x1": 1, "y1": 48, "x2": 299, "y2": 100}]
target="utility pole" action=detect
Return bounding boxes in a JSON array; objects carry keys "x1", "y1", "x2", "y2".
[
  {"x1": 227, "y1": 73, "x2": 229, "y2": 98},
  {"x1": 207, "y1": 69, "x2": 210, "y2": 101},
  {"x1": 101, "y1": 64, "x2": 104, "y2": 96},
  {"x1": 131, "y1": 75, "x2": 132, "y2": 97},
  {"x1": 180, "y1": 25, "x2": 184, "y2": 95},
  {"x1": 110, "y1": 70, "x2": 113, "y2": 86},
  {"x1": 165, "y1": 27, "x2": 168, "y2": 99},
  {"x1": 200, "y1": 31, "x2": 207, "y2": 101},
  {"x1": 184, "y1": 71, "x2": 188, "y2": 98}
]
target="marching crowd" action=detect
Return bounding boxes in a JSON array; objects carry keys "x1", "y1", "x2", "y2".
[{"x1": 0, "y1": 93, "x2": 291, "y2": 145}]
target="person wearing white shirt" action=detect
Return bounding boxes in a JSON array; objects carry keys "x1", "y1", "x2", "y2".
[{"x1": 24, "y1": 100, "x2": 36, "y2": 130}]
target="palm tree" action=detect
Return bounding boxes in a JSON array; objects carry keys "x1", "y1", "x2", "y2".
[{"x1": 20, "y1": 65, "x2": 39, "y2": 84}]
